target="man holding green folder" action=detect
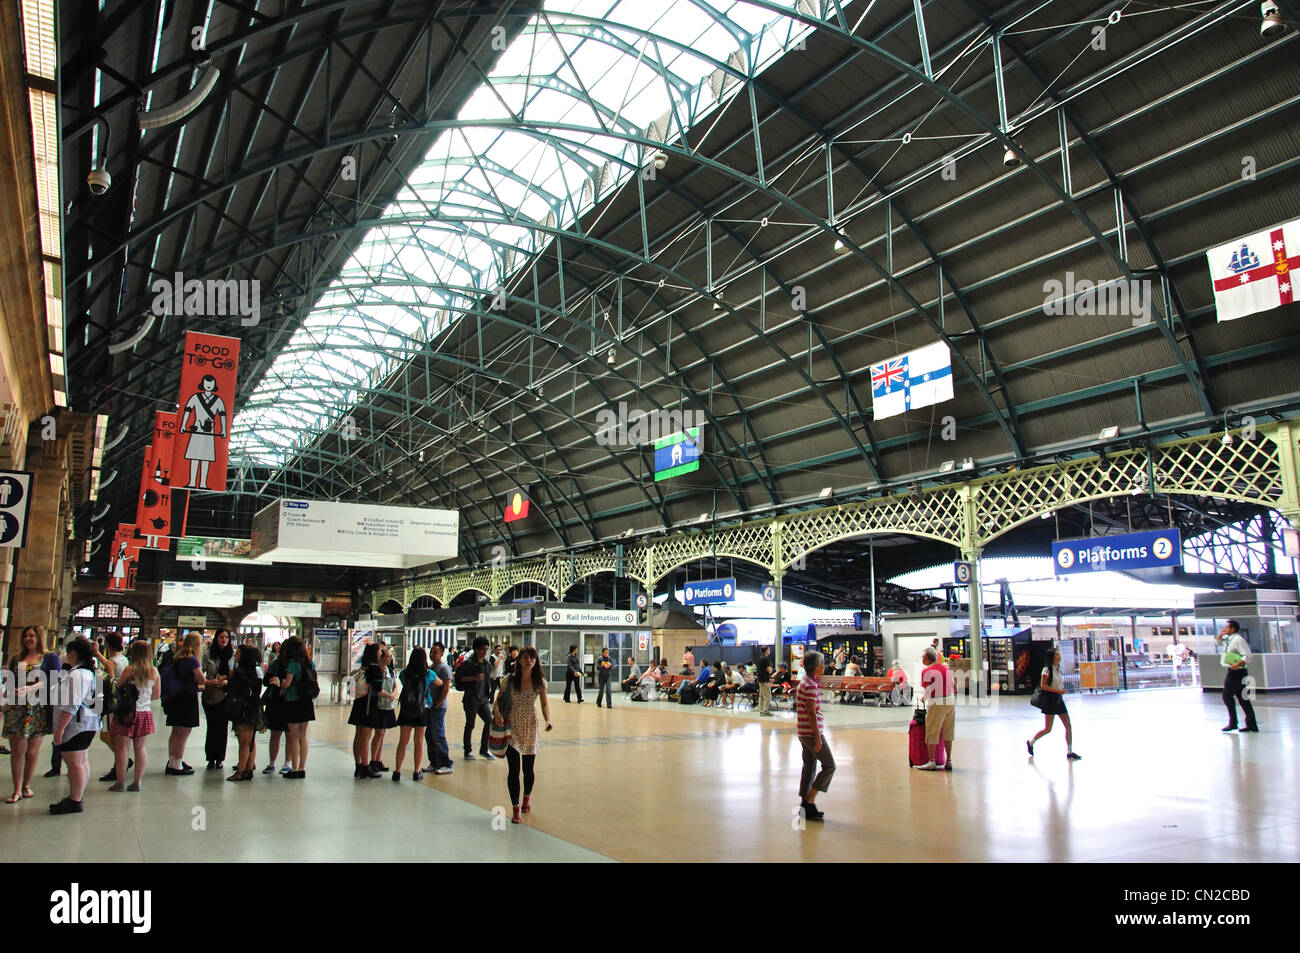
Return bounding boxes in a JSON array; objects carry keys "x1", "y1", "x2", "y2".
[{"x1": 1218, "y1": 620, "x2": 1259, "y2": 733}]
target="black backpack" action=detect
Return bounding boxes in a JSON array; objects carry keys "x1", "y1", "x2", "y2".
[
  {"x1": 297, "y1": 662, "x2": 320, "y2": 700},
  {"x1": 399, "y1": 672, "x2": 428, "y2": 718},
  {"x1": 113, "y1": 679, "x2": 140, "y2": 724},
  {"x1": 223, "y1": 669, "x2": 259, "y2": 722}
]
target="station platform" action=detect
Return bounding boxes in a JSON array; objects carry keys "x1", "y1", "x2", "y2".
[{"x1": 1, "y1": 687, "x2": 1295, "y2": 863}]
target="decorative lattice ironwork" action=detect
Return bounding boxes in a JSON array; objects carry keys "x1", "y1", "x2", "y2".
[{"x1": 366, "y1": 424, "x2": 1299, "y2": 610}]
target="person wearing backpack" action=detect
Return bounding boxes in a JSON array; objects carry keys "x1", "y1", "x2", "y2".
[
  {"x1": 93, "y1": 633, "x2": 129, "y2": 781},
  {"x1": 458, "y1": 636, "x2": 496, "y2": 761},
  {"x1": 368, "y1": 644, "x2": 398, "y2": 774},
  {"x1": 109, "y1": 640, "x2": 159, "y2": 791},
  {"x1": 200, "y1": 629, "x2": 234, "y2": 771},
  {"x1": 278, "y1": 636, "x2": 316, "y2": 779},
  {"x1": 225, "y1": 645, "x2": 264, "y2": 782},
  {"x1": 349, "y1": 642, "x2": 384, "y2": 778},
  {"x1": 262, "y1": 652, "x2": 289, "y2": 775},
  {"x1": 423, "y1": 642, "x2": 455, "y2": 775},
  {"x1": 49, "y1": 638, "x2": 101, "y2": 814},
  {"x1": 392, "y1": 647, "x2": 441, "y2": 781},
  {"x1": 162, "y1": 633, "x2": 205, "y2": 776}
]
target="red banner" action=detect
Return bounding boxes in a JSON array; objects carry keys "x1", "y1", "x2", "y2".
[
  {"x1": 135, "y1": 444, "x2": 186, "y2": 548},
  {"x1": 172, "y1": 331, "x2": 240, "y2": 493},
  {"x1": 106, "y1": 523, "x2": 143, "y2": 593}
]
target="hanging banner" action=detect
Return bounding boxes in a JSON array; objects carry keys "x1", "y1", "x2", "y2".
[
  {"x1": 135, "y1": 444, "x2": 186, "y2": 547},
  {"x1": 106, "y1": 523, "x2": 143, "y2": 592},
  {"x1": 172, "y1": 331, "x2": 240, "y2": 493}
]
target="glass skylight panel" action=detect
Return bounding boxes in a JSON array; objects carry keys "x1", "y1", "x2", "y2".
[{"x1": 231, "y1": 0, "x2": 827, "y2": 470}]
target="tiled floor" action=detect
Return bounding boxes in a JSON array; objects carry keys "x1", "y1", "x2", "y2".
[{"x1": 2, "y1": 686, "x2": 1294, "y2": 862}]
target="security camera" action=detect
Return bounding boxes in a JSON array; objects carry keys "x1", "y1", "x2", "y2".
[
  {"x1": 653, "y1": 151, "x2": 667, "y2": 171},
  {"x1": 1222, "y1": 431, "x2": 1234, "y2": 447},
  {"x1": 87, "y1": 166, "x2": 111, "y2": 195},
  {"x1": 1261, "y1": 2, "x2": 1287, "y2": 38},
  {"x1": 1002, "y1": 144, "x2": 1021, "y2": 168}
]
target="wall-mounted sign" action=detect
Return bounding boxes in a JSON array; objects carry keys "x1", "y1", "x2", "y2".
[
  {"x1": 954, "y1": 561, "x2": 973, "y2": 585},
  {"x1": 176, "y1": 614, "x2": 207, "y2": 628},
  {"x1": 634, "y1": 593, "x2": 649, "y2": 610},
  {"x1": 1052, "y1": 529, "x2": 1182, "y2": 575},
  {"x1": 477, "y1": 608, "x2": 520, "y2": 627},
  {"x1": 761, "y1": 584, "x2": 777, "y2": 602},
  {"x1": 160, "y1": 580, "x2": 245, "y2": 607},
  {"x1": 250, "y1": 498, "x2": 458, "y2": 568},
  {"x1": 0, "y1": 471, "x2": 34, "y2": 549},
  {"x1": 257, "y1": 600, "x2": 322, "y2": 618},
  {"x1": 683, "y1": 578, "x2": 736, "y2": 606},
  {"x1": 545, "y1": 608, "x2": 637, "y2": 627}
]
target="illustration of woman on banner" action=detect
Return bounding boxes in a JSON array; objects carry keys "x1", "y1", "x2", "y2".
[
  {"x1": 179, "y1": 374, "x2": 227, "y2": 490},
  {"x1": 111, "y1": 540, "x2": 129, "y2": 590}
]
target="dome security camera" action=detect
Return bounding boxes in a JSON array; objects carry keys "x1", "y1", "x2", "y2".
[
  {"x1": 1222, "y1": 431, "x2": 1235, "y2": 447},
  {"x1": 653, "y1": 151, "x2": 667, "y2": 171},
  {"x1": 87, "y1": 166, "x2": 111, "y2": 195},
  {"x1": 1261, "y1": 1, "x2": 1286, "y2": 37},
  {"x1": 1002, "y1": 144, "x2": 1021, "y2": 168}
]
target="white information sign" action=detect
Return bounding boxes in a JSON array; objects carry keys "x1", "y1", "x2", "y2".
[
  {"x1": 161, "y1": 580, "x2": 245, "y2": 608},
  {"x1": 251, "y1": 498, "x2": 459, "y2": 568},
  {"x1": 257, "y1": 600, "x2": 323, "y2": 618},
  {"x1": 477, "y1": 608, "x2": 520, "y2": 627},
  {"x1": 544, "y1": 608, "x2": 637, "y2": 627}
]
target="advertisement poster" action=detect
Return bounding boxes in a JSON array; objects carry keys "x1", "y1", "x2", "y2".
[
  {"x1": 172, "y1": 331, "x2": 240, "y2": 493},
  {"x1": 136, "y1": 443, "x2": 187, "y2": 546},
  {"x1": 106, "y1": 523, "x2": 143, "y2": 592}
]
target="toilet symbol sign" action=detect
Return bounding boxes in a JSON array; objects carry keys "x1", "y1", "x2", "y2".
[{"x1": 0, "y1": 471, "x2": 33, "y2": 548}]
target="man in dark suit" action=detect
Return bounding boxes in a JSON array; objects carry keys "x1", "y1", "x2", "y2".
[{"x1": 563, "y1": 645, "x2": 584, "y2": 703}]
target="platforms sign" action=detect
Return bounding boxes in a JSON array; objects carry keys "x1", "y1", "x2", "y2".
[
  {"x1": 0, "y1": 471, "x2": 33, "y2": 549},
  {"x1": 683, "y1": 577, "x2": 736, "y2": 606},
  {"x1": 1052, "y1": 529, "x2": 1182, "y2": 575}
]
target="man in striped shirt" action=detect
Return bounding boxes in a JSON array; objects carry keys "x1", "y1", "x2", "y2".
[{"x1": 796, "y1": 650, "x2": 834, "y2": 822}]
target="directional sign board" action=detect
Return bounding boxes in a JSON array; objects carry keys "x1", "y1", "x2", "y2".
[
  {"x1": 954, "y1": 561, "x2": 973, "y2": 585},
  {"x1": 0, "y1": 471, "x2": 33, "y2": 549},
  {"x1": 1052, "y1": 529, "x2": 1182, "y2": 575},
  {"x1": 683, "y1": 577, "x2": 736, "y2": 606}
]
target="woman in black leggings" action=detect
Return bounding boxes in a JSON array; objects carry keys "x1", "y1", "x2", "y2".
[{"x1": 492, "y1": 646, "x2": 552, "y2": 824}]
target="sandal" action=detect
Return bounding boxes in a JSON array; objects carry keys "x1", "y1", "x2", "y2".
[
  {"x1": 21, "y1": 788, "x2": 34, "y2": 799},
  {"x1": 4, "y1": 793, "x2": 20, "y2": 804}
]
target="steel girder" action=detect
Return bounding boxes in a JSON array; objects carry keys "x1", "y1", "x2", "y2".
[{"x1": 366, "y1": 420, "x2": 1300, "y2": 607}]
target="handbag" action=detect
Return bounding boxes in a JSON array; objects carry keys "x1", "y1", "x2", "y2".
[
  {"x1": 488, "y1": 722, "x2": 511, "y2": 755},
  {"x1": 1029, "y1": 688, "x2": 1046, "y2": 710}
]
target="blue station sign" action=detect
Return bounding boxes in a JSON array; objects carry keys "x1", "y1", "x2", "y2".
[
  {"x1": 1052, "y1": 529, "x2": 1182, "y2": 575},
  {"x1": 683, "y1": 577, "x2": 737, "y2": 605}
]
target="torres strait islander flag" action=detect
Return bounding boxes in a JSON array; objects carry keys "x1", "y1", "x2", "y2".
[{"x1": 1207, "y1": 218, "x2": 1300, "y2": 322}]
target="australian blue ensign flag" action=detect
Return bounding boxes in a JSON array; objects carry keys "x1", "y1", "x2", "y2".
[{"x1": 869, "y1": 341, "x2": 954, "y2": 420}]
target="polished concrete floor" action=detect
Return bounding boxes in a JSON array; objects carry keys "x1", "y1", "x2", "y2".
[{"x1": 1, "y1": 686, "x2": 1295, "y2": 863}]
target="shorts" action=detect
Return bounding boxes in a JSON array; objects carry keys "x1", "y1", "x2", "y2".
[
  {"x1": 284, "y1": 698, "x2": 315, "y2": 724},
  {"x1": 57, "y1": 730, "x2": 95, "y2": 752},
  {"x1": 164, "y1": 693, "x2": 200, "y2": 728},
  {"x1": 110, "y1": 710, "x2": 156, "y2": 739},
  {"x1": 925, "y1": 703, "x2": 955, "y2": 745}
]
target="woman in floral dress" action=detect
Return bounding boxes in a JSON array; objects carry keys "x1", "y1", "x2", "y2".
[
  {"x1": 492, "y1": 645, "x2": 552, "y2": 824},
  {"x1": 5, "y1": 626, "x2": 62, "y2": 803}
]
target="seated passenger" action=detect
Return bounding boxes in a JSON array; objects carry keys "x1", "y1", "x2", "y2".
[
  {"x1": 621, "y1": 656, "x2": 641, "y2": 693},
  {"x1": 721, "y1": 664, "x2": 746, "y2": 706},
  {"x1": 771, "y1": 663, "x2": 793, "y2": 695},
  {"x1": 843, "y1": 656, "x2": 863, "y2": 702}
]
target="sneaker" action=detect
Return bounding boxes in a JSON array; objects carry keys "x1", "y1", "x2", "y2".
[
  {"x1": 99, "y1": 768, "x2": 119, "y2": 782},
  {"x1": 1066, "y1": 752, "x2": 1082, "y2": 760},
  {"x1": 392, "y1": 771, "x2": 401, "y2": 782},
  {"x1": 943, "y1": 761, "x2": 953, "y2": 771},
  {"x1": 479, "y1": 751, "x2": 497, "y2": 760},
  {"x1": 279, "y1": 764, "x2": 292, "y2": 775},
  {"x1": 48, "y1": 797, "x2": 84, "y2": 814},
  {"x1": 1026, "y1": 740, "x2": 1034, "y2": 756},
  {"x1": 463, "y1": 752, "x2": 478, "y2": 761},
  {"x1": 165, "y1": 765, "x2": 194, "y2": 776},
  {"x1": 126, "y1": 782, "x2": 140, "y2": 792},
  {"x1": 1221, "y1": 724, "x2": 1239, "y2": 732},
  {"x1": 262, "y1": 763, "x2": 277, "y2": 774},
  {"x1": 287, "y1": 771, "x2": 306, "y2": 779},
  {"x1": 108, "y1": 782, "x2": 125, "y2": 792},
  {"x1": 1239, "y1": 726, "x2": 1259, "y2": 733},
  {"x1": 206, "y1": 761, "x2": 219, "y2": 771},
  {"x1": 433, "y1": 767, "x2": 453, "y2": 775},
  {"x1": 916, "y1": 762, "x2": 939, "y2": 771},
  {"x1": 412, "y1": 771, "x2": 423, "y2": 781}
]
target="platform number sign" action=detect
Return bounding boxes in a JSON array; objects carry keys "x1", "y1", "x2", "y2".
[
  {"x1": 954, "y1": 561, "x2": 973, "y2": 585},
  {"x1": 0, "y1": 471, "x2": 33, "y2": 549}
]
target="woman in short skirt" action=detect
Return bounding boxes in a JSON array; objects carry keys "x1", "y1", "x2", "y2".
[
  {"x1": 1026, "y1": 647, "x2": 1081, "y2": 761},
  {"x1": 110, "y1": 640, "x2": 160, "y2": 791},
  {"x1": 368, "y1": 644, "x2": 398, "y2": 774},
  {"x1": 392, "y1": 646, "x2": 440, "y2": 781},
  {"x1": 349, "y1": 643, "x2": 385, "y2": 778}
]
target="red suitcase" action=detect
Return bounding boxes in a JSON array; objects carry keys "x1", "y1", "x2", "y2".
[{"x1": 908, "y1": 708, "x2": 946, "y2": 767}]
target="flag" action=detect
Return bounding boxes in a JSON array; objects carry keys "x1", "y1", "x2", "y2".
[
  {"x1": 136, "y1": 436, "x2": 189, "y2": 545},
  {"x1": 654, "y1": 427, "x2": 702, "y2": 482},
  {"x1": 172, "y1": 331, "x2": 240, "y2": 492},
  {"x1": 1207, "y1": 218, "x2": 1300, "y2": 322},
  {"x1": 504, "y1": 487, "x2": 532, "y2": 523},
  {"x1": 869, "y1": 341, "x2": 953, "y2": 420}
]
